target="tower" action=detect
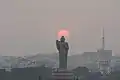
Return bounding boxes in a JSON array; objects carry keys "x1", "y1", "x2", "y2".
[
  {"x1": 98, "y1": 27, "x2": 112, "y2": 75},
  {"x1": 102, "y1": 27, "x2": 105, "y2": 50}
]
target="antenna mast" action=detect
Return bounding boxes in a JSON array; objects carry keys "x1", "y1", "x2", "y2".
[{"x1": 102, "y1": 27, "x2": 105, "y2": 50}]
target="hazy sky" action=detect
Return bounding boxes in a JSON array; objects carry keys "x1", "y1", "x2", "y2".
[{"x1": 0, "y1": 0, "x2": 120, "y2": 56}]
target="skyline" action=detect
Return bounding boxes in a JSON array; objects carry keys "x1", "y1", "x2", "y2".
[{"x1": 0, "y1": 0, "x2": 120, "y2": 56}]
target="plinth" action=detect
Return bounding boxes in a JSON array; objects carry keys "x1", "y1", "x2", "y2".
[{"x1": 52, "y1": 68, "x2": 74, "y2": 80}]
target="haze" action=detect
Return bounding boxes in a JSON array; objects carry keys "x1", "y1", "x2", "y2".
[{"x1": 0, "y1": 0, "x2": 120, "y2": 56}]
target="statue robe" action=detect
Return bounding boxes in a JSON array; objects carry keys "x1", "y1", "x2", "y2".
[{"x1": 56, "y1": 41, "x2": 69, "y2": 69}]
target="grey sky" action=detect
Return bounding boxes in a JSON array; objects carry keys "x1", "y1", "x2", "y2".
[{"x1": 0, "y1": 0, "x2": 120, "y2": 56}]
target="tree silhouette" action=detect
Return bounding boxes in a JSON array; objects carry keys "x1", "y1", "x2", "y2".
[
  {"x1": 73, "y1": 66, "x2": 89, "y2": 80},
  {"x1": 73, "y1": 66, "x2": 89, "y2": 76}
]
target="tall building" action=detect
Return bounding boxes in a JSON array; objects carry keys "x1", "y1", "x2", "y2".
[
  {"x1": 97, "y1": 27, "x2": 112, "y2": 74},
  {"x1": 77, "y1": 27, "x2": 112, "y2": 73},
  {"x1": 98, "y1": 49, "x2": 112, "y2": 74}
]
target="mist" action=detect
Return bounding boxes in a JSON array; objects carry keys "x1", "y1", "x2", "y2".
[{"x1": 0, "y1": 0, "x2": 120, "y2": 56}]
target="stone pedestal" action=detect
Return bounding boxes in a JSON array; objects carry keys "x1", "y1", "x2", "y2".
[
  {"x1": 52, "y1": 69, "x2": 74, "y2": 80},
  {"x1": 53, "y1": 37, "x2": 74, "y2": 80}
]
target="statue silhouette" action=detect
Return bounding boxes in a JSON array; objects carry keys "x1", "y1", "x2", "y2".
[{"x1": 56, "y1": 36, "x2": 69, "y2": 69}]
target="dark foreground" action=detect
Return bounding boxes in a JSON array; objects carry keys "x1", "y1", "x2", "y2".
[{"x1": 0, "y1": 66, "x2": 120, "y2": 80}]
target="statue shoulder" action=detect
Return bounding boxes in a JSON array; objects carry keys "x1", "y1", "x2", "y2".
[
  {"x1": 65, "y1": 42, "x2": 68, "y2": 44},
  {"x1": 56, "y1": 40, "x2": 60, "y2": 43},
  {"x1": 56, "y1": 40, "x2": 59, "y2": 42},
  {"x1": 65, "y1": 42, "x2": 69, "y2": 46}
]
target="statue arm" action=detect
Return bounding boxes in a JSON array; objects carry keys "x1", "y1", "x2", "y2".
[
  {"x1": 65, "y1": 42, "x2": 69, "y2": 50},
  {"x1": 56, "y1": 40, "x2": 60, "y2": 51}
]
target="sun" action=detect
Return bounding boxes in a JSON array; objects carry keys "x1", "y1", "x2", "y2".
[{"x1": 58, "y1": 29, "x2": 69, "y2": 39}]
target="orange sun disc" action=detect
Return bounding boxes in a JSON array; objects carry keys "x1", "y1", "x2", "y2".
[{"x1": 58, "y1": 29, "x2": 69, "y2": 39}]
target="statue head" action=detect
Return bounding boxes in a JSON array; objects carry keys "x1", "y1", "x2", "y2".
[{"x1": 60, "y1": 36, "x2": 65, "y2": 42}]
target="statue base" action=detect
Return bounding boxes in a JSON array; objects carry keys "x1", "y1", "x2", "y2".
[{"x1": 52, "y1": 68, "x2": 74, "y2": 80}]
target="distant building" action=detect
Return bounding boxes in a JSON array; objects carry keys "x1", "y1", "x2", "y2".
[
  {"x1": 111, "y1": 56, "x2": 120, "y2": 71},
  {"x1": 81, "y1": 52, "x2": 99, "y2": 71},
  {"x1": 82, "y1": 27, "x2": 113, "y2": 74},
  {"x1": 82, "y1": 52, "x2": 98, "y2": 63},
  {"x1": 97, "y1": 27, "x2": 112, "y2": 74},
  {"x1": 97, "y1": 49, "x2": 112, "y2": 74}
]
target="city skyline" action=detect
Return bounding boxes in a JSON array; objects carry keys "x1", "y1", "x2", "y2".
[{"x1": 0, "y1": 0, "x2": 120, "y2": 56}]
